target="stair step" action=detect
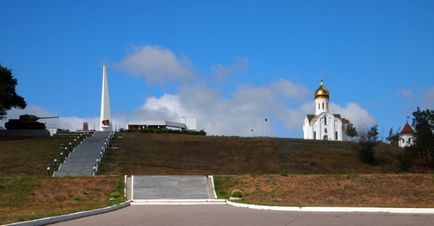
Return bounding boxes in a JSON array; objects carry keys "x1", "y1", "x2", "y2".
[{"x1": 54, "y1": 131, "x2": 113, "y2": 177}]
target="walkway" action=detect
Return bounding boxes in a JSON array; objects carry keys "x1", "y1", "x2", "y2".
[
  {"x1": 49, "y1": 205, "x2": 434, "y2": 226},
  {"x1": 54, "y1": 131, "x2": 112, "y2": 176}
]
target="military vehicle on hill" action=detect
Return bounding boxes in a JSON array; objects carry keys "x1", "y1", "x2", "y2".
[{"x1": 5, "y1": 114, "x2": 59, "y2": 130}]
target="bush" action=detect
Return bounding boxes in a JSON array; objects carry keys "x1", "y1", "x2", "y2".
[
  {"x1": 398, "y1": 147, "x2": 414, "y2": 172},
  {"x1": 398, "y1": 153, "x2": 412, "y2": 172},
  {"x1": 359, "y1": 142, "x2": 376, "y2": 165},
  {"x1": 230, "y1": 189, "x2": 244, "y2": 198}
]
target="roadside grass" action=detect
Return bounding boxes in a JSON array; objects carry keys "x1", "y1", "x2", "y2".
[
  {"x1": 0, "y1": 136, "x2": 69, "y2": 176},
  {"x1": 0, "y1": 176, "x2": 124, "y2": 225},
  {"x1": 98, "y1": 132, "x2": 432, "y2": 175},
  {"x1": 213, "y1": 176, "x2": 234, "y2": 199},
  {"x1": 214, "y1": 174, "x2": 434, "y2": 208}
]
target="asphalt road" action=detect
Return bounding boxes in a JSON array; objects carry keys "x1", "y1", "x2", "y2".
[{"x1": 49, "y1": 205, "x2": 434, "y2": 226}]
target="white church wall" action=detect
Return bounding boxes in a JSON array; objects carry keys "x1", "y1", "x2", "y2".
[
  {"x1": 398, "y1": 134, "x2": 414, "y2": 148},
  {"x1": 307, "y1": 113, "x2": 343, "y2": 141},
  {"x1": 315, "y1": 97, "x2": 329, "y2": 115}
]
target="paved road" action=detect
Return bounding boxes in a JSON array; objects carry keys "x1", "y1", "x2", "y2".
[{"x1": 50, "y1": 205, "x2": 434, "y2": 226}]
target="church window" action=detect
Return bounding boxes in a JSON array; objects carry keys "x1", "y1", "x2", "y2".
[
  {"x1": 324, "y1": 117, "x2": 327, "y2": 125},
  {"x1": 314, "y1": 131, "x2": 316, "y2": 139},
  {"x1": 324, "y1": 128, "x2": 328, "y2": 133},
  {"x1": 322, "y1": 103, "x2": 324, "y2": 109},
  {"x1": 318, "y1": 103, "x2": 320, "y2": 110},
  {"x1": 335, "y1": 131, "x2": 338, "y2": 140}
]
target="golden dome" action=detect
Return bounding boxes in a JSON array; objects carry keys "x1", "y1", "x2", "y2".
[{"x1": 314, "y1": 80, "x2": 329, "y2": 99}]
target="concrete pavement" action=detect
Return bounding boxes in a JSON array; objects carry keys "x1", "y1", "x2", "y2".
[{"x1": 49, "y1": 205, "x2": 434, "y2": 226}]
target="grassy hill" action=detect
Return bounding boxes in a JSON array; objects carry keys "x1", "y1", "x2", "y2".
[
  {"x1": 0, "y1": 176, "x2": 123, "y2": 225},
  {"x1": 214, "y1": 174, "x2": 434, "y2": 207},
  {"x1": 0, "y1": 136, "x2": 68, "y2": 176},
  {"x1": 99, "y1": 132, "x2": 430, "y2": 175},
  {"x1": 0, "y1": 135, "x2": 125, "y2": 225}
]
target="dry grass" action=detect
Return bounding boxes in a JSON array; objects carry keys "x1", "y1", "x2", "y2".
[
  {"x1": 0, "y1": 136, "x2": 68, "y2": 176},
  {"x1": 99, "y1": 132, "x2": 431, "y2": 175},
  {"x1": 0, "y1": 176, "x2": 124, "y2": 225},
  {"x1": 214, "y1": 174, "x2": 434, "y2": 208}
]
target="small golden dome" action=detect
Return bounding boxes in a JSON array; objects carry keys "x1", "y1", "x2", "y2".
[{"x1": 314, "y1": 80, "x2": 329, "y2": 99}]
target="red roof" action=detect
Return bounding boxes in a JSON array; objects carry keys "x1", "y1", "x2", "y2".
[{"x1": 401, "y1": 122, "x2": 415, "y2": 134}]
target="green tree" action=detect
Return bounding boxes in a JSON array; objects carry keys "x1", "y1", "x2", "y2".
[
  {"x1": 398, "y1": 147, "x2": 413, "y2": 172},
  {"x1": 358, "y1": 125, "x2": 379, "y2": 165},
  {"x1": 386, "y1": 128, "x2": 400, "y2": 147},
  {"x1": 342, "y1": 117, "x2": 358, "y2": 140},
  {"x1": 345, "y1": 123, "x2": 358, "y2": 140},
  {"x1": 366, "y1": 125, "x2": 379, "y2": 144},
  {"x1": 412, "y1": 107, "x2": 434, "y2": 164},
  {"x1": 0, "y1": 64, "x2": 26, "y2": 119}
]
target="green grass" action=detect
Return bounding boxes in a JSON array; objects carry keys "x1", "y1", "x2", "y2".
[
  {"x1": 213, "y1": 176, "x2": 234, "y2": 199},
  {"x1": 107, "y1": 176, "x2": 125, "y2": 205},
  {"x1": 97, "y1": 143, "x2": 118, "y2": 175},
  {"x1": 0, "y1": 176, "x2": 124, "y2": 225},
  {"x1": 0, "y1": 136, "x2": 70, "y2": 176}
]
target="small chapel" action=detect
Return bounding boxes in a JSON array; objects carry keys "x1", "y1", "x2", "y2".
[
  {"x1": 398, "y1": 120, "x2": 415, "y2": 148},
  {"x1": 303, "y1": 80, "x2": 343, "y2": 141}
]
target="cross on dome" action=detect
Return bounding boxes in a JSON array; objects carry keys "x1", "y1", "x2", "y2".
[{"x1": 314, "y1": 79, "x2": 330, "y2": 99}]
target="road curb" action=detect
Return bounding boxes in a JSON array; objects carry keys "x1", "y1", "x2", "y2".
[
  {"x1": 131, "y1": 199, "x2": 226, "y2": 205},
  {"x1": 6, "y1": 201, "x2": 131, "y2": 226},
  {"x1": 226, "y1": 201, "x2": 434, "y2": 214}
]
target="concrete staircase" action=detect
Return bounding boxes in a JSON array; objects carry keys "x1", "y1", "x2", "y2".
[
  {"x1": 54, "y1": 131, "x2": 113, "y2": 176},
  {"x1": 131, "y1": 175, "x2": 224, "y2": 205}
]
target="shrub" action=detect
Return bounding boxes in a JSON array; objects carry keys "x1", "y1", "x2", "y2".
[
  {"x1": 280, "y1": 171, "x2": 289, "y2": 177},
  {"x1": 398, "y1": 147, "x2": 414, "y2": 172},
  {"x1": 359, "y1": 142, "x2": 375, "y2": 165},
  {"x1": 230, "y1": 189, "x2": 244, "y2": 198}
]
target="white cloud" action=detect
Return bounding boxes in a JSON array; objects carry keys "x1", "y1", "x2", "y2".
[
  {"x1": 125, "y1": 80, "x2": 373, "y2": 137},
  {"x1": 1, "y1": 86, "x2": 375, "y2": 137},
  {"x1": 118, "y1": 45, "x2": 193, "y2": 84},
  {"x1": 330, "y1": 102, "x2": 376, "y2": 129},
  {"x1": 211, "y1": 58, "x2": 249, "y2": 81},
  {"x1": 399, "y1": 88, "x2": 414, "y2": 101}
]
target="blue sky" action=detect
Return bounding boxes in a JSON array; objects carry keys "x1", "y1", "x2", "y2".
[{"x1": 0, "y1": 0, "x2": 433, "y2": 137}]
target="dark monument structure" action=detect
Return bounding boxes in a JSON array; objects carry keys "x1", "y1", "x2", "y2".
[
  {"x1": 0, "y1": 114, "x2": 58, "y2": 137},
  {"x1": 82, "y1": 122, "x2": 89, "y2": 131}
]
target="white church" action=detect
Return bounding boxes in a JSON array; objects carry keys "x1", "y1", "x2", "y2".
[
  {"x1": 303, "y1": 80, "x2": 343, "y2": 141},
  {"x1": 398, "y1": 120, "x2": 415, "y2": 148}
]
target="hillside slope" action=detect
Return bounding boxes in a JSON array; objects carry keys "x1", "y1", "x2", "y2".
[
  {"x1": 99, "y1": 132, "x2": 427, "y2": 175},
  {"x1": 0, "y1": 136, "x2": 68, "y2": 176}
]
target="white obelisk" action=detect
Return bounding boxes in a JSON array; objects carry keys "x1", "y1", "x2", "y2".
[{"x1": 100, "y1": 64, "x2": 112, "y2": 131}]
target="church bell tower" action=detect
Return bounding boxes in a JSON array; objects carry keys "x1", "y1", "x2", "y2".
[{"x1": 314, "y1": 80, "x2": 329, "y2": 115}]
